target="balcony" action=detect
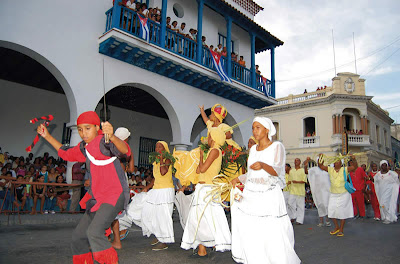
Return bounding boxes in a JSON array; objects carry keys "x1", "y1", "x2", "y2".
[
  {"x1": 299, "y1": 136, "x2": 320, "y2": 148},
  {"x1": 277, "y1": 89, "x2": 331, "y2": 105},
  {"x1": 98, "y1": 4, "x2": 276, "y2": 109},
  {"x1": 332, "y1": 134, "x2": 371, "y2": 147}
]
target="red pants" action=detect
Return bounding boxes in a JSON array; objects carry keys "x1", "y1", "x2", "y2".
[
  {"x1": 369, "y1": 191, "x2": 381, "y2": 219},
  {"x1": 351, "y1": 191, "x2": 365, "y2": 217}
]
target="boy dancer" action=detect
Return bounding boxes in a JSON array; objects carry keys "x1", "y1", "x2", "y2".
[{"x1": 37, "y1": 111, "x2": 130, "y2": 264}]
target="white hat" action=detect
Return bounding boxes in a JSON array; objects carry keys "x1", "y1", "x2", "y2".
[
  {"x1": 253, "y1": 117, "x2": 276, "y2": 141},
  {"x1": 114, "y1": 127, "x2": 131, "y2": 141}
]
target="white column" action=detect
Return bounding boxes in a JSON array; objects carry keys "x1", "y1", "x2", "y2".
[{"x1": 65, "y1": 125, "x2": 80, "y2": 184}]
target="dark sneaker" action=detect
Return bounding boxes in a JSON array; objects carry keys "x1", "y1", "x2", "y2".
[{"x1": 152, "y1": 243, "x2": 168, "y2": 251}]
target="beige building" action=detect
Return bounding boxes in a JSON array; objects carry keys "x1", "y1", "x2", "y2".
[{"x1": 255, "y1": 72, "x2": 394, "y2": 166}]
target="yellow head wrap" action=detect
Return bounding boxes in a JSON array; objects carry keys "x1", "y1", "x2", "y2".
[
  {"x1": 209, "y1": 128, "x2": 226, "y2": 147},
  {"x1": 218, "y1": 123, "x2": 233, "y2": 134},
  {"x1": 157, "y1": 141, "x2": 170, "y2": 153},
  {"x1": 249, "y1": 136, "x2": 259, "y2": 144},
  {"x1": 211, "y1": 104, "x2": 228, "y2": 123}
]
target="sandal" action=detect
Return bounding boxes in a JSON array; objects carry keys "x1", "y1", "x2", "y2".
[
  {"x1": 120, "y1": 230, "x2": 129, "y2": 241},
  {"x1": 330, "y1": 229, "x2": 340, "y2": 235},
  {"x1": 337, "y1": 232, "x2": 344, "y2": 237}
]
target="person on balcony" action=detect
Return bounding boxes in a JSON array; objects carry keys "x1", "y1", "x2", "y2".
[
  {"x1": 221, "y1": 46, "x2": 227, "y2": 57},
  {"x1": 288, "y1": 158, "x2": 309, "y2": 225},
  {"x1": 216, "y1": 44, "x2": 223, "y2": 54},
  {"x1": 238, "y1": 56, "x2": 246, "y2": 67},
  {"x1": 255, "y1": 65, "x2": 261, "y2": 75},
  {"x1": 374, "y1": 160, "x2": 400, "y2": 224},
  {"x1": 202, "y1": 36, "x2": 208, "y2": 48}
]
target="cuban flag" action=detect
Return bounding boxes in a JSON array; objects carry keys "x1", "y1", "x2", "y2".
[
  {"x1": 262, "y1": 76, "x2": 271, "y2": 96},
  {"x1": 209, "y1": 49, "x2": 231, "y2": 83},
  {"x1": 138, "y1": 15, "x2": 149, "y2": 42}
]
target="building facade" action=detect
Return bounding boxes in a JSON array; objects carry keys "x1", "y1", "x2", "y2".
[
  {"x1": 255, "y1": 72, "x2": 394, "y2": 166},
  {"x1": 0, "y1": 0, "x2": 282, "y2": 181}
]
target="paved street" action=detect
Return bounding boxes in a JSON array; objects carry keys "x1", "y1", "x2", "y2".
[{"x1": 1, "y1": 209, "x2": 399, "y2": 264}]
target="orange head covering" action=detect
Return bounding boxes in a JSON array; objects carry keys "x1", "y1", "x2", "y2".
[
  {"x1": 211, "y1": 104, "x2": 228, "y2": 123},
  {"x1": 77, "y1": 111, "x2": 100, "y2": 126}
]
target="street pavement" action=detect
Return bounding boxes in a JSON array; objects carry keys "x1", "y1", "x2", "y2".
[{"x1": 1, "y1": 208, "x2": 399, "y2": 264}]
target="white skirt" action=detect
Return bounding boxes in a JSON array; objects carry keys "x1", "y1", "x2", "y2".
[
  {"x1": 181, "y1": 184, "x2": 231, "y2": 252},
  {"x1": 117, "y1": 192, "x2": 148, "y2": 230},
  {"x1": 174, "y1": 191, "x2": 194, "y2": 230},
  {"x1": 141, "y1": 188, "x2": 175, "y2": 243},
  {"x1": 231, "y1": 184, "x2": 300, "y2": 264},
  {"x1": 328, "y1": 192, "x2": 354, "y2": 219}
]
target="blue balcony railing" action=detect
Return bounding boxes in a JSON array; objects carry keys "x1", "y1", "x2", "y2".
[{"x1": 103, "y1": 3, "x2": 274, "y2": 98}]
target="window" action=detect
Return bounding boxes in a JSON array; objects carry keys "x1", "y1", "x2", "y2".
[
  {"x1": 304, "y1": 117, "x2": 316, "y2": 137},
  {"x1": 273, "y1": 122, "x2": 279, "y2": 141},
  {"x1": 218, "y1": 33, "x2": 235, "y2": 53},
  {"x1": 376, "y1": 125, "x2": 380, "y2": 144},
  {"x1": 138, "y1": 136, "x2": 160, "y2": 169},
  {"x1": 383, "y1": 129, "x2": 387, "y2": 146},
  {"x1": 344, "y1": 115, "x2": 353, "y2": 132}
]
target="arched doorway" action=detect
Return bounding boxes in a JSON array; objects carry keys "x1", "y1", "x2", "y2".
[
  {"x1": 95, "y1": 85, "x2": 174, "y2": 168},
  {"x1": 0, "y1": 42, "x2": 74, "y2": 158}
]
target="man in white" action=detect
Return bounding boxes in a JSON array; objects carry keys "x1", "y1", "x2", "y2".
[
  {"x1": 288, "y1": 158, "x2": 308, "y2": 224},
  {"x1": 307, "y1": 163, "x2": 331, "y2": 227},
  {"x1": 374, "y1": 160, "x2": 400, "y2": 224}
]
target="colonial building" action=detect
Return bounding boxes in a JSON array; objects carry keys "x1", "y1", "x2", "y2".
[
  {"x1": 255, "y1": 72, "x2": 394, "y2": 165},
  {"x1": 0, "y1": 0, "x2": 282, "y2": 181},
  {"x1": 391, "y1": 124, "x2": 400, "y2": 164}
]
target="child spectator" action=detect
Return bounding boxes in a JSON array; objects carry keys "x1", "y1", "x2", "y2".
[
  {"x1": 56, "y1": 175, "x2": 70, "y2": 212},
  {"x1": 238, "y1": 56, "x2": 246, "y2": 67},
  {"x1": 48, "y1": 167, "x2": 58, "y2": 183},
  {"x1": 31, "y1": 174, "x2": 46, "y2": 214},
  {"x1": 13, "y1": 175, "x2": 27, "y2": 211}
]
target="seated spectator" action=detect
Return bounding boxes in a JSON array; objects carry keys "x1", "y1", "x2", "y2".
[
  {"x1": 13, "y1": 175, "x2": 27, "y2": 211},
  {"x1": 238, "y1": 56, "x2": 246, "y2": 67},
  {"x1": 255, "y1": 65, "x2": 261, "y2": 74},
  {"x1": 0, "y1": 170, "x2": 12, "y2": 210},
  {"x1": 56, "y1": 175, "x2": 70, "y2": 212},
  {"x1": 48, "y1": 167, "x2": 57, "y2": 183},
  {"x1": 30, "y1": 174, "x2": 46, "y2": 215},
  {"x1": 33, "y1": 158, "x2": 41, "y2": 171}
]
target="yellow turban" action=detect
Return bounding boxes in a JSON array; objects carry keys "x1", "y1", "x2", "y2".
[
  {"x1": 249, "y1": 136, "x2": 259, "y2": 144},
  {"x1": 157, "y1": 141, "x2": 170, "y2": 153},
  {"x1": 209, "y1": 128, "x2": 226, "y2": 147},
  {"x1": 211, "y1": 104, "x2": 228, "y2": 122}
]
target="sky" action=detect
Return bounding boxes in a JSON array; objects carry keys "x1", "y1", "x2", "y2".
[{"x1": 254, "y1": 0, "x2": 400, "y2": 123}]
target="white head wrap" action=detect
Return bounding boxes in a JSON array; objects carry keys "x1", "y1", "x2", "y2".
[
  {"x1": 380, "y1": 160, "x2": 388, "y2": 167},
  {"x1": 253, "y1": 117, "x2": 276, "y2": 141},
  {"x1": 114, "y1": 127, "x2": 131, "y2": 141}
]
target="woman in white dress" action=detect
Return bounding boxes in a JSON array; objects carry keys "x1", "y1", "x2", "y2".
[
  {"x1": 230, "y1": 117, "x2": 300, "y2": 264},
  {"x1": 374, "y1": 160, "x2": 400, "y2": 224}
]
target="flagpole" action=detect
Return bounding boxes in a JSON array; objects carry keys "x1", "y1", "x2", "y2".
[
  {"x1": 332, "y1": 29, "x2": 337, "y2": 77},
  {"x1": 353, "y1": 32, "x2": 357, "y2": 74}
]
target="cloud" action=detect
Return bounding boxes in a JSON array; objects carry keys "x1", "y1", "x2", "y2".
[{"x1": 254, "y1": 0, "x2": 400, "y2": 100}]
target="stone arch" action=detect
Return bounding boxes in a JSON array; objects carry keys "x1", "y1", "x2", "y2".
[
  {"x1": 0, "y1": 40, "x2": 76, "y2": 123},
  {"x1": 92, "y1": 82, "x2": 182, "y2": 147}
]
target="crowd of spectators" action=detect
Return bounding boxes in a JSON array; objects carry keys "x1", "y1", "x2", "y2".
[{"x1": 0, "y1": 149, "x2": 155, "y2": 214}]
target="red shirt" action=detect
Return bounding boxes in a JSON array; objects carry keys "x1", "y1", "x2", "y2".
[
  {"x1": 350, "y1": 167, "x2": 366, "y2": 191},
  {"x1": 58, "y1": 135, "x2": 131, "y2": 212}
]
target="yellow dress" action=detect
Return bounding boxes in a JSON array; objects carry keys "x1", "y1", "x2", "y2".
[
  {"x1": 173, "y1": 120, "x2": 241, "y2": 189},
  {"x1": 198, "y1": 148, "x2": 222, "y2": 184},
  {"x1": 152, "y1": 162, "x2": 174, "y2": 189}
]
